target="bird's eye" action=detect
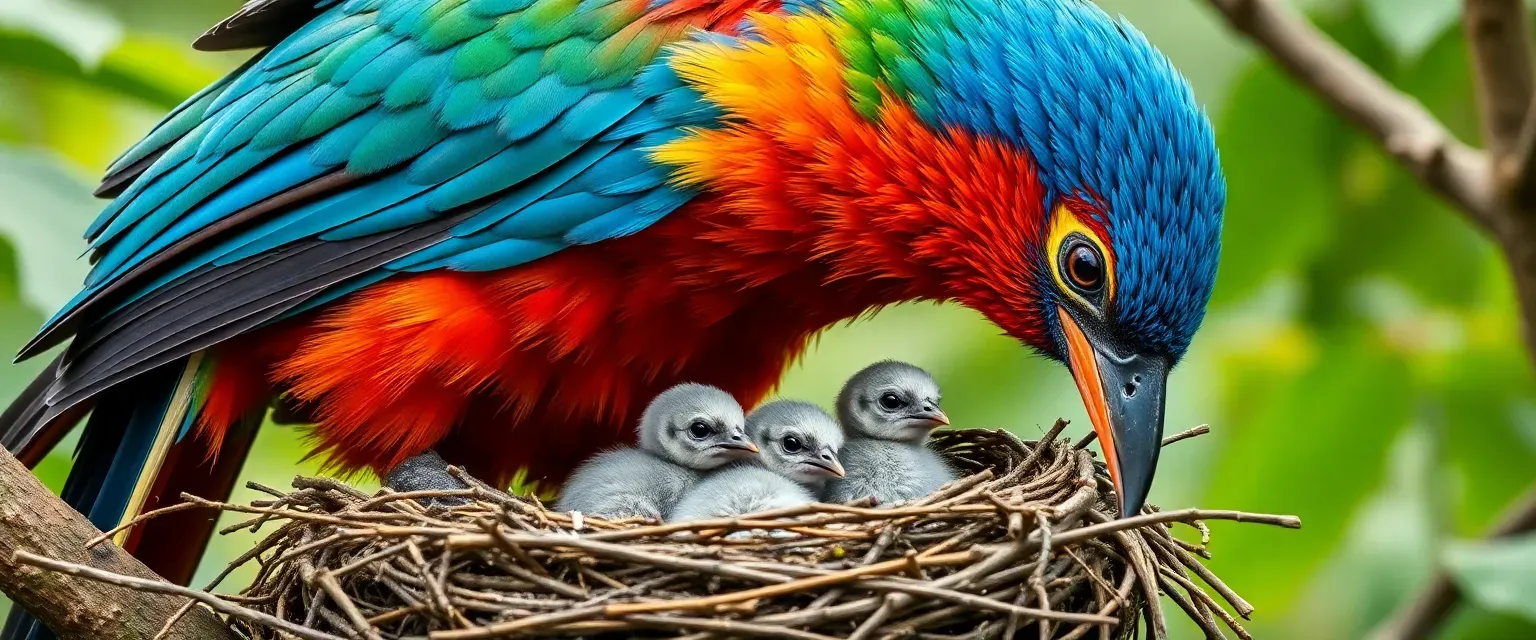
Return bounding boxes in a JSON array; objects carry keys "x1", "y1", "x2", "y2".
[
  {"x1": 687, "y1": 421, "x2": 712, "y2": 439},
  {"x1": 1064, "y1": 241, "x2": 1104, "y2": 293},
  {"x1": 878, "y1": 393, "x2": 905, "y2": 411},
  {"x1": 781, "y1": 435, "x2": 803, "y2": 453}
]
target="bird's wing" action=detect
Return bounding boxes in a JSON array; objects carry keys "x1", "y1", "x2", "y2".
[{"x1": 25, "y1": 0, "x2": 775, "y2": 418}]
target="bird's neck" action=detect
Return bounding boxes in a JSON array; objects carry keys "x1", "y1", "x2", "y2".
[{"x1": 651, "y1": 18, "x2": 1053, "y2": 342}]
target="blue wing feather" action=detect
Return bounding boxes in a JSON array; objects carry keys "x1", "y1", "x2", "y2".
[{"x1": 36, "y1": 0, "x2": 728, "y2": 349}]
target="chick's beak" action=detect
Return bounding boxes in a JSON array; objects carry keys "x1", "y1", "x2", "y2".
[
  {"x1": 1057, "y1": 306, "x2": 1168, "y2": 518},
  {"x1": 919, "y1": 405, "x2": 950, "y2": 427},
  {"x1": 714, "y1": 432, "x2": 759, "y2": 455},
  {"x1": 808, "y1": 446, "x2": 846, "y2": 478}
]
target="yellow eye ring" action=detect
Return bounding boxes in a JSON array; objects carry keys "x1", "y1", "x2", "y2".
[{"x1": 1046, "y1": 205, "x2": 1115, "y2": 312}]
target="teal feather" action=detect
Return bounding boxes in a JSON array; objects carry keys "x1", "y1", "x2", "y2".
[
  {"x1": 452, "y1": 32, "x2": 515, "y2": 80},
  {"x1": 313, "y1": 26, "x2": 382, "y2": 84},
  {"x1": 592, "y1": 166, "x2": 668, "y2": 196},
  {"x1": 300, "y1": 89, "x2": 374, "y2": 139},
  {"x1": 200, "y1": 73, "x2": 309, "y2": 158},
  {"x1": 565, "y1": 187, "x2": 691, "y2": 243},
  {"x1": 497, "y1": 75, "x2": 585, "y2": 141},
  {"x1": 552, "y1": 149, "x2": 651, "y2": 196},
  {"x1": 310, "y1": 110, "x2": 387, "y2": 166},
  {"x1": 264, "y1": 11, "x2": 374, "y2": 71},
  {"x1": 406, "y1": 126, "x2": 509, "y2": 184},
  {"x1": 254, "y1": 82, "x2": 341, "y2": 149},
  {"x1": 46, "y1": 0, "x2": 721, "y2": 343},
  {"x1": 346, "y1": 105, "x2": 447, "y2": 174},
  {"x1": 482, "y1": 50, "x2": 544, "y2": 99},
  {"x1": 383, "y1": 53, "x2": 452, "y2": 108},
  {"x1": 438, "y1": 81, "x2": 504, "y2": 129},
  {"x1": 492, "y1": 192, "x2": 637, "y2": 238},
  {"x1": 420, "y1": 3, "x2": 497, "y2": 51},
  {"x1": 440, "y1": 137, "x2": 621, "y2": 237},
  {"x1": 427, "y1": 125, "x2": 587, "y2": 210},
  {"x1": 558, "y1": 90, "x2": 642, "y2": 140},
  {"x1": 328, "y1": 33, "x2": 404, "y2": 86},
  {"x1": 469, "y1": 0, "x2": 541, "y2": 16},
  {"x1": 419, "y1": 236, "x2": 564, "y2": 271},
  {"x1": 100, "y1": 56, "x2": 250, "y2": 180},
  {"x1": 343, "y1": 40, "x2": 422, "y2": 95},
  {"x1": 377, "y1": 0, "x2": 428, "y2": 29}
]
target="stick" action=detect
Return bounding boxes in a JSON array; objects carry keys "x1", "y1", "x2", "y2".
[{"x1": 12, "y1": 551, "x2": 337, "y2": 640}]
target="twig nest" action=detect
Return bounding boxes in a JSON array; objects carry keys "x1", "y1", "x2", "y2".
[{"x1": 170, "y1": 426, "x2": 1297, "y2": 639}]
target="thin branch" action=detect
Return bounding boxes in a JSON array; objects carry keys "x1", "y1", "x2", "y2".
[
  {"x1": 12, "y1": 551, "x2": 340, "y2": 640},
  {"x1": 1202, "y1": 0, "x2": 1500, "y2": 233}
]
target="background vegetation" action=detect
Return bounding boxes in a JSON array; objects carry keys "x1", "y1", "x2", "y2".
[{"x1": 2, "y1": 0, "x2": 1534, "y2": 637}]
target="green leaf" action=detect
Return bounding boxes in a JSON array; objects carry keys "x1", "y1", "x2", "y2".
[
  {"x1": 1210, "y1": 5, "x2": 1393, "y2": 311},
  {"x1": 0, "y1": 30, "x2": 213, "y2": 110},
  {"x1": 0, "y1": 0, "x2": 120, "y2": 68},
  {"x1": 1360, "y1": 0, "x2": 1460, "y2": 62},
  {"x1": 0, "y1": 148, "x2": 98, "y2": 313},
  {"x1": 1432, "y1": 348, "x2": 1536, "y2": 533},
  {"x1": 1208, "y1": 60, "x2": 1344, "y2": 308},
  {"x1": 1445, "y1": 533, "x2": 1536, "y2": 622},
  {"x1": 1200, "y1": 333, "x2": 1414, "y2": 610}
]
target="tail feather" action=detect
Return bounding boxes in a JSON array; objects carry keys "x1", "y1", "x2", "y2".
[
  {"x1": 127, "y1": 407, "x2": 262, "y2": 584},
  {"x1": 68, "y1": 358, "x2": 191, "y2": 531},
  {"x1": 2, "y1": 357, "x2": 210, "y2": 640},
  {"x1": 111, "y1": 354, "x2": 203, "y2": 543},
  {"x1": 0, "y1": 354, "x2": 81, "y2": 467}
]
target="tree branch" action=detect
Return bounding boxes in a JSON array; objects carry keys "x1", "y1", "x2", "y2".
[
  {"x1": 1462, "y1": 0, "x2": 1535, "y2": 160},
  {"x1": 1511, "y1": 95, "x2": 1536, "y2": 208},
  {"x1": 1202, "y1": 0, "x2": 1501, "y2": 234},
  {"x1": 0, "y1": 446, "x2": 234, "y2": 639},
  {"x1": 1464, "y1": 0, "x2": 1536, "y2": 214},
  {"x1": 1369, "y1": 488, "x2": 1536, "y2": 640}
]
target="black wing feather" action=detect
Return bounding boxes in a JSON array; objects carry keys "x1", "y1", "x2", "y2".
[
  {"x1": 194, "y1": 0, "x2": 328, "y2": 51},
  {"x1": 40, "y1": 206, "x2": 481, "y2": 424}
]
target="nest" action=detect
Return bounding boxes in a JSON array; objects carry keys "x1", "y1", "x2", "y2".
[{"x1": 68, "y1": 423, "x2": 1301, "y2": 640}]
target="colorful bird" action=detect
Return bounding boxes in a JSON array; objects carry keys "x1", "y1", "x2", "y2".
[{"x1": 0, "y1": 0, "x2": 1222, "y2": 603}]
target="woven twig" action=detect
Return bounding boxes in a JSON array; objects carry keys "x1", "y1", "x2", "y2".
[{"x1": 20, "y1": 424, "x2": 1300, "y2": 640}]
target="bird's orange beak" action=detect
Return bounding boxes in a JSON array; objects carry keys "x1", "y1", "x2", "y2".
[{"x1": 1058, "y1": 306, "x2": 1168, "y2": 518}]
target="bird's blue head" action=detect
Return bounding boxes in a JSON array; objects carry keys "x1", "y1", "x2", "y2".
[
  {"x1": 663, "y1": 0, "x2": 1224, "y2": 516},
  {"x1": 839, "y1": 0, "x2": 1225, "y2": 515}
]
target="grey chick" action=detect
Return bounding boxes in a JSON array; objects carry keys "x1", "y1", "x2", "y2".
[
  {"x1": 824, "y1": 361, "x2": 957, "y2": 506},
  {"x1": 555, "y1": 383, "x2": 756, "y2": 521},
  {"x1": 670, "y1": 400, "x2": 846, "y2": 521}
]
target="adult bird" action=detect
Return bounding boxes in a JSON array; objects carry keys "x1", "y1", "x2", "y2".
[{"x1": 0, "y1": 0, "x2": 1222, "y2": 611}]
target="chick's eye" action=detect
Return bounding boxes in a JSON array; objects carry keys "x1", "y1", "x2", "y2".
[
  {"x1": 781, "y1": 435, "x2": 803, "y2": 453},
  {"x1": 878, "y1": 393, "x2": 905, "y2": 411},
  {"x1": 1065, "y1": 242, "x2": 1104, "y2": 293},
  {"x1": 687, "y1": 421, "x2": 712, "y2": 439}
]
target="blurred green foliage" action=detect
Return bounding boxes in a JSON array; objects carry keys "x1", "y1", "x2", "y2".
[{"x1": 1, "y1": 0, "x2": 1534, "y2": 637}]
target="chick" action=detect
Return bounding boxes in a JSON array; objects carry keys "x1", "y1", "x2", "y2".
[
  {"x1": 824, "y1": 361, "x2": 957, "y2": 506},
  {"x1": 555, "y1": 383, "x2": 755, "y2": 521},
  {"x1": 670, "y1": 400, "x2": 846, "y2": 521}
]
